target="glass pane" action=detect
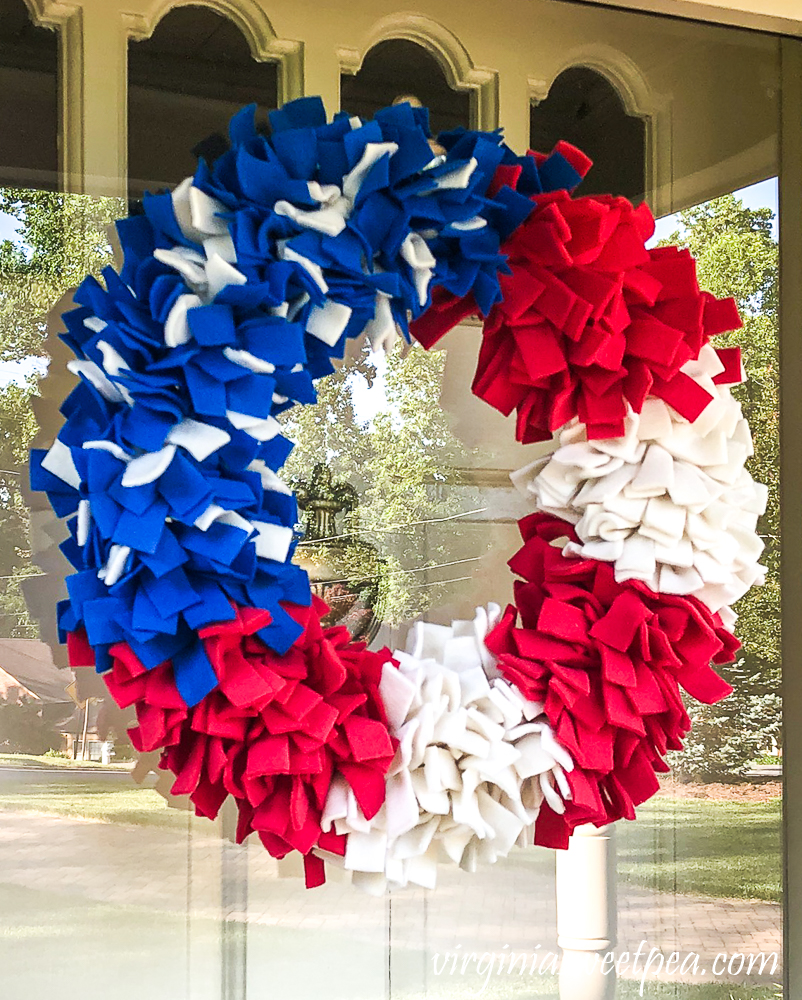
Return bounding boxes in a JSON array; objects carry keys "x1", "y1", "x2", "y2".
[
  {"x1": 0, "y1": 9, "x2": 276, "y2": 1000},
  {"x1": 0, "y1": 0, "x2": 58, "y2": 189},
  {"x1": 305, "y1": 10, "x2": 781, "y2": 1000},
  {"x1": 378, "y1": 10, "x2": 779, "y2": 1000},
  {"x1": 1, "y1": 3, "x2": 785, "y2": 1000},
  {"x1": 341, "y1": 40, "x2": 471, "y2": 134},
  {"x1": 0, "y1": 189, "x2": 237, "y2": 1000},
  {"x1": 615, "y1": 179, "x2": 782, "y2": 998},
  {"x1": 128, "y1": 5, "x2": 278, "y2": 198}
]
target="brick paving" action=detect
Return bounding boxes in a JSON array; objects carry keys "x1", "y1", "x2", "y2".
[{"x1": 0, "y1": 810, "x2": 782, "y2": 998}]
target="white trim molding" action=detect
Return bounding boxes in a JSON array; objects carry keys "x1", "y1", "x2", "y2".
[
  {"x1": 22, "y1": 0, "x2": 79, "y2": 26},
  {"x1": 337, "y1": 13, "x2": 499, "y2": 131},
  {"x1": 123, "y1": 0, "x2": 303, "y2": 104},
  {"x1": 25, "y1": 0, "x2": 85, "y2": 193}
]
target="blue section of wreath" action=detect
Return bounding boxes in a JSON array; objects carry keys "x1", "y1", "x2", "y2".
[{"x1": 30, "y1": 97, "x2": 583, "y2": 706}]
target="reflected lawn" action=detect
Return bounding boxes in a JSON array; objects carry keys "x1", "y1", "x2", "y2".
[
  {"x1": 0, "y1": 773, "x2": 783, "y2": 901},
  {"x1": 617, "y1": 795, "x2": 782, "y2": 902},
  {"x1": 614, "y1": 985, "x2": 780, "y2": 999},
  {"x1": 0, "y1": 876, "x2": 782, "y2": 1000},
  {"x1": 0, "y1": 882, "x2": 200, "y2": 1000},
  {"x1": 0, "y1": 752, "x2": 132, "y2": 770},
  {"x1": 0, "y1": 777, "x2": 187, "y2": 831}
]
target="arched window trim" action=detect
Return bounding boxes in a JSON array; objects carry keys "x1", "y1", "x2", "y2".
[
  {"x1": 124, "y1": 0, "x2": 302, "y2": 104},
  {"x1": 121, "y1": 1, "x2": 301, "y2": 198},
  {"x1": 337, "y1": 13, "x2": 498, "y2": 132},
  {"x1": 528, "y1": 43, "x2": 671, "y2": 217}
]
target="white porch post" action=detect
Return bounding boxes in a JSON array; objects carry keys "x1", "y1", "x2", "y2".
[{"x1": 555, "y1": 823, "x2": 617, "y2": 1000}]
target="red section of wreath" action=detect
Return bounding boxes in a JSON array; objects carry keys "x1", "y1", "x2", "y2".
[
  {"x1": 411, "y1": 151, "x2": 742, "y2": 443},
  {"x1": 484, "y1": 513, "x2": 740, "y2": 849},
  {"x1": 68, "y1": 597, "x2": 397, "y2": 888}
]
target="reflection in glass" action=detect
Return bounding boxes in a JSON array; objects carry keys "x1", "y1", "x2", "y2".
[
  {"x1": 531, "y1": 67, "x2": 646, "y2": 204},
  {"x1": 0, "y1": 0, "x2": 57, "y2": 190},
  {"x1": 128, "y1": 5, "x2": 278, "y2": 198},
  {"x1": 0, "y1": 4, "x2": 787, "y2": 1000},
  {"x1": 341, "y1": 40, "x2": 471, "y2": 135}
]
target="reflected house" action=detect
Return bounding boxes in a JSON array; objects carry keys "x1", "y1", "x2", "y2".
[
  {"x1": 127, "y1": 5, "x2": 279, "y2": 200},
  {"x1": 0, "y1": 665, "x2": 34, "y2": 705},
  {"x1": 0, "y1": 639, "x2": 72, "y2": 703},
  {"x1": 530, "y1": 66, "x2": 647, "y2": 204},
  {"x1": 0, "y1": 0, "x2": 57, "y2": 189},
  {"x1": 19, "y1": 0, "x2": 781, "y2": 640},
  {"x1": 0, "y1": 638, "x2": 76, "y2": 753}
]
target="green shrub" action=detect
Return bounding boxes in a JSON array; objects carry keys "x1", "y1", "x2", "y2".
[
  {"x1": 669, "y1": 658, "x2": 781, "y2": 781},
  {"x1": 0, "y1": 702, "x2": 61, "y2": 755}
]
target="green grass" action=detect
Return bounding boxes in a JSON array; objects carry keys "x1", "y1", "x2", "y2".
[
  {"x1": 507, "y1": 794, "x2": 782, "y2": 903},
  {"x1": 0, "y1": 751, "x2": 132, "y2": 770},
  {"x1": 614, "y1": 985, "x2": 781, "y2": 999},
  {"x1": 617, "y1": 796, "x2": 782, "y2": 902},
  {"x1": 0, "y1": 778, "x2": 189, "y2": 831},
  {"x1": 0, "y1": 770, "x2": 783, "y2": 903}
]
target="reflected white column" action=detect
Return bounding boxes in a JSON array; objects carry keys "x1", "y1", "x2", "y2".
[{"x1": 556, "y1": 823, "x2": 617, "y2": 1000}]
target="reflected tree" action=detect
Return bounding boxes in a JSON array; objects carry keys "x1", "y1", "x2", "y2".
[
  {"x1": 663, "y1": 192, "x2": 782, "y2": 778},
  {"x1": 0, "y1": 189, "x2": 123, "y2": 359},
  {"x1": 282, "y1": 344, "x2": 482, "y2": 626},
  {"x1": 0, "y1": 189, "x2": 123, "y2": 637}
]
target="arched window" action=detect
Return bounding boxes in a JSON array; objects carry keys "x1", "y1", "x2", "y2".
[
  {"x1": 341, "y1": 39, "x2": 470, "y2": 136},
  {"x1": 530, "y1": 66, "x2": 646, "y2": 203},
  {"x1": 128, "y1": 5, "x2": 278, "y2": 198},
  {"x1": 0, "y1": 0, "x2": 58, "y2": 189}
]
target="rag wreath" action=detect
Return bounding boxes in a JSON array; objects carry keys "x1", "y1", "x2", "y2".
[{"x1": 32, "y1": 97, "x2": 763, "y2": 890}]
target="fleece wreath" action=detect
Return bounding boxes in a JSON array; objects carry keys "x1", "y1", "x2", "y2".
[{"x1": 32, "y1": 97, "x2": 761, "y2": 890}]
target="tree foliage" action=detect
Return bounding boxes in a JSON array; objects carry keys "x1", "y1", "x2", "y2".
[
  {"x1": 0, "y1": 189, "x2": 123, "y2": 360},
  {"x1": 0, "y1": 190, "x2": 121, "y2": 638},
  {"x1": 0, "y1": 701, "x2": 62, "y2": 754},
  {"x1": 282, "y1": 344, "x2": 482, "y2": 625},
  {"x1": 669, "y1": 657, "x2": 782, "y2": 781},
  {"x1": 0, "y1": 383, "x2": 39, "y2": 637},
  {"x1": 662, "y1": 192, "x2": 781, "y2": 774}
]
